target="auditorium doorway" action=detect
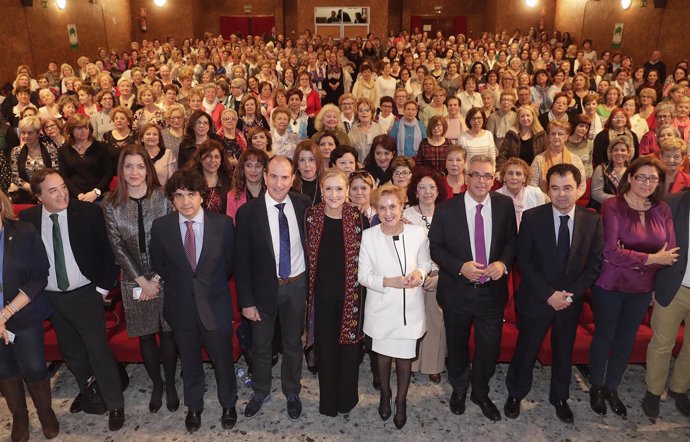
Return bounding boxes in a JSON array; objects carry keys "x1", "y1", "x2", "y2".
[
  {"x1": 220, "y1": 16, "x2": 276, "y2": 39},
  {"x1": 411, "y1": 15, "x2": 467, "y2": 38}
]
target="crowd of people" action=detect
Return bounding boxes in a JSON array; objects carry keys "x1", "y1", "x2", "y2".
[{"x1": 0, "y1": 23, "x2": 690, "y2": 440}]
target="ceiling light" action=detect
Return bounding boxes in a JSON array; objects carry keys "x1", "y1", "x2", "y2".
[{"x1": 621, "y1": 0, "x2": 632, "y2": 9}]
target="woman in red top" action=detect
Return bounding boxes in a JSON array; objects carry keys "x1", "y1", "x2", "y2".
[{"x1": 297, "y1": 71, "x2": 322, "y2": 117}]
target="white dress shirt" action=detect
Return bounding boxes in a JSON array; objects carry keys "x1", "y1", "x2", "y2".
[
  {"x1": 464, "y1": 192, "x2": 492, "y2": 263},
  {"x1": 41, "y1": 207, "x2": 102, "y2": 293},
  {"x1": 265, "y1": 193, "x2": 306, "y2": 278},
  {"x1": 179, "y1": 209, "x2": 204, "y2": 265}
]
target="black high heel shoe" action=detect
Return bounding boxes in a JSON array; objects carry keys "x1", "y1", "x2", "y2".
[
  {"x1": 149, "y1": 383, "x2": 164, "y2": 413},
  {"x1": 378, "y1": 391, "x2": 392, "y2": 421},
  {"x1": 165, "y1": 382, "x2": 180, "y2": 412},
  {"x1": 393, "y1": 398, "x2": 407, "y2": 429}
]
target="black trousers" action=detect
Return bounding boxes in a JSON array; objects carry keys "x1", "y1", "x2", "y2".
[
  {"x1": 444, "y1": 286, "x2": 504, "y2": 401},
  {"x1": 174, "y1": 315, "x2": 237, "y2": 412},
  {"x1": 315, "y1": 295, "x2": 360, "y2": 416},
  {"x1": 506, "y1": 302, "x2": 581, "y2": 404},
  {"x1": 252, "y1": 275, "x2": 306, "y2": 397},
  {"x1": 47, "y1": 285, "x2": 124, "y2": 410}
]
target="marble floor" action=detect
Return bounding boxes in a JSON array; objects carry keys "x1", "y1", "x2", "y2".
[{"x1": 1, "y1": 360, "x2": 689, "y2": 442}]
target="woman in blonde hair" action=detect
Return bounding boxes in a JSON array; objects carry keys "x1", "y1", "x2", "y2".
[{"x1": 497, "y1": 105, "x2": 548, "y2": 173}]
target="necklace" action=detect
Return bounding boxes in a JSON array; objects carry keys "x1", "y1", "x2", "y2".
[{"x1": 417, "y1": 205, "x2": 432, "y2": 230}]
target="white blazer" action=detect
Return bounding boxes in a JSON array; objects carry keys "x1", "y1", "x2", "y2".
[{"x1": 358, "y1": 224, "x2": 432, "y2": 341}]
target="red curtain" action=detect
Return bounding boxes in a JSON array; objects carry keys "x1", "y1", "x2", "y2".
[
  {"x1": 220, "y1": 16, "x2": 249, "y2": 38},
  {"x1": 250, "y1": 16, "x2": 276, "y2": 37},
  {"x1": 454, "y1": 16, "x2": 467, "y2": 36},
  {"x1": 410, "y1": 15, "x2": 422, "y2": 34}
]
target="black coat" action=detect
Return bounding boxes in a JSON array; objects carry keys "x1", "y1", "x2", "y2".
[{"x1": 654, "y1": 191, "x2": 690, "y2": 307}]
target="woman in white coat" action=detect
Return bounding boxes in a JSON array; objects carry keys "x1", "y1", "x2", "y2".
[{"x1": 358, "y1": 183, "x2": 432, "y2": 430}]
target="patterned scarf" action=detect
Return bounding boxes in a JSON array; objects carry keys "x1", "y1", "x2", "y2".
[
  {"x1": 305, "y1": 202, "x2": 364, "y2": 347},
  {"x1": 540, "y1": 148, "x2": 572, "y2": 192},
  {"x1": 397, "y1": 118, "x2": 423, "y2": 156}
]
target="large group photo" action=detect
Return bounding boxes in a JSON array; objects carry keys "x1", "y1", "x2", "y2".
[{"x1": 0, "y1": 0, "x2": 689, "y2": 440}]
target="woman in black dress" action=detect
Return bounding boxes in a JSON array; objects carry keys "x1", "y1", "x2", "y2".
[
  {"x1": 185, "y1": 139, "x2": 232, "y2": 215},
  {"x1": 305, "y1": 168, "x2": 367, "y2": 416}
]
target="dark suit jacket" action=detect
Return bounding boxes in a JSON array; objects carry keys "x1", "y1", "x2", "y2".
[
  {"x1": 150, "y1": 209, "x2": 234, "y2": 331},
  {"x1": 20, "y1": 199, "x2": 118, "y2": 291},
  {"x1": 234, "y1": 191, "x2": 311, "y2": 314},
  {"x1": 2, "y1": 219, "x2": 51, "y2": 328},
  {"x1": 654, "y1": 191, "x2": 690, "y2": 307},
  {"x1": 515, "y1": 204, "x2": 603, "y2": 318},
  {"x1": 429, "y1": 191, "x2": 518, "y2": 314}
]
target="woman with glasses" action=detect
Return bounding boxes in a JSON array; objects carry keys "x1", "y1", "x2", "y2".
[
  {"x1": 458, "y1": 107, "x2": 496, "y2": 165},
  {"x1": 588, "y1": 156, "x2": 678, "y2": 419},
  {"x1": 529, "y1": 120, "x2": 587, "y2": 199},
  {"x1": 640, "y1": 105, "x2": 676, "y2": 155},
  {"x1": 177, "y1": 110, "x2": 222, "y2": 166},
  {"x1": 390, "y1": 156, "x2": 415, "y2": 192},
  {"x1": 161, "y1": 104, "x2": 186, "y2": 158},
  {"x1": 659, "y1": 137, "x2": 690, "y2": 194},
  {"x1": 593, "y1": 107, "x2": 640, "y2": 168},
  {"x1": 40, "y1": 118, "x2": 64, "y2": 150},
  {"x1": 348, "y1": 98, "x2": 385, "y2": 162},
  {"x1": 404, "y1": 168, "x2": 447, "y2": 384}
]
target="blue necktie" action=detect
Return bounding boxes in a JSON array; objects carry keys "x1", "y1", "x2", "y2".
[{"x1": 276, "y1": 203, "x2": 291, "y2": 279}]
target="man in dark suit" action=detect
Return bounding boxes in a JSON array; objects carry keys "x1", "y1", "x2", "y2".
[
  {"x1": 504, "y1": 163, "x2": 603, "y2": 424},
  {"x1": 643, "y1": 190, "x2": 690, "y2": 418},
  {"x1": 150, "y1": 169, "x2": 237, "y2": 433},
  {"x1": 235, "y1": 155, "x2": 311, "y2": 420},
  {"x1": 21, "y1": 168, "x2": 125, "y2": 431},
  {"x1": 429, "y1": 154, "x2": 517, "y2": 421}
]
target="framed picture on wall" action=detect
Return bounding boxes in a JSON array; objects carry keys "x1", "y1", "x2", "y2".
[{"x1": 315, "y1": 7, "x2": 369, "y2": 37}]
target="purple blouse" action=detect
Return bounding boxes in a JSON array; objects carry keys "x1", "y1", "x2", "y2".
[{"x1": 595, "y1": 196, "x2": 676, "y2": 294}]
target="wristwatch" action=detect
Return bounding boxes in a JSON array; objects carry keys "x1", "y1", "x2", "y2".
[{"x1": 93, "y1": 188, "x2": 102, "y2": 197}]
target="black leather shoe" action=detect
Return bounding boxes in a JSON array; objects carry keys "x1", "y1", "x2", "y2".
[
  {"x1": 149, "y1": 384, "x2": 164, "y2": 413},
  {"x1": 554, "y1": 400, "x2": 574, "y2": 424},
  {"x1": 589, "y1": 386, "x2": 607, "y2": 416},
  {"x1": 166, "y1": 383, "x2": 180, "y2": 412},
  {"x1": 108, "y1": 408, "x2": 125, "y2": 431},
  {"x1": 287, "y1": 395, "x2": 302, "y2": 421},
  {"x1": 393, "y1": 398, "x2": 407, "y2": 429},
  {"x1": 70, "y1": 393, "x2": 83, "y2": 413},
  {"x1": 504, "y1": 396, "x2": 520, "y2": 419},
  {"x1": 221, "y1": 407, "x2": 237, "y2": 430},
  {"x1": 668, "y1": 390, "x2": 690, "y2": 417},
  {"x1": 244, "y1": 394, "x2": 270, "y2": 418},
  {"x1": 378, "y1": 391, "x2": 392, "y2": 421},
  {"x1": 470, "y1": 395, "x2": 501, "y2": 421},
  {"x1": 642, "y1": 391, "x2": 660, "y2": 419},
  {"x1": 605, "y1": 390, "x2": 627, "y2": 418},
  {"x1": 449, "y1": 391, "x2": 466, "y2": 415},
  {"x1": 185, "y1": 410, "x2": 202, "y2": 433}
]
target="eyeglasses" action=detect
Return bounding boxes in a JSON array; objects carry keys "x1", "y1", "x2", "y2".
[
  {"x1": 222, "y1": 117, "x2": 238, "y2": 121},
  {"x1": 633, "y1": 174, "x2": 660, "y2": 184},
  {"x1": 358, "y1": 108, "x2": 371, "y2": 113},
  {"x1": 467, "y1": 172, "x2": 495, "y2": 181},
  {"x1": 393, "y1": 170, "x2": 411, "y2": 177},
  {"x1": 662, "y1": 153, "x2": 682, "y2": 161},
  {"x1": 195, "y1": 120, "x2": 210, "y2": 126},
  {"x1": 417, "y1": 185, "x2": 438, "y2": 192}
]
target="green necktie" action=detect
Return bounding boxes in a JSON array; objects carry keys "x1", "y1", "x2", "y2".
[{"x1": 50, "y1": 214, "x2": 70, "y2": 291}]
